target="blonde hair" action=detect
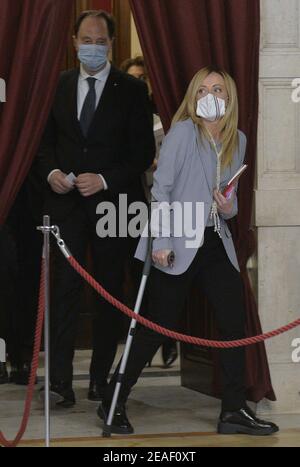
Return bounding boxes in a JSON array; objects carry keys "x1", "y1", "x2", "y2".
[{"x1": 172, "y1": 66, "x2": 239, "y2": 169}]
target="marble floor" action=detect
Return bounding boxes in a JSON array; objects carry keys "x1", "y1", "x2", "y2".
[
  {"x1": 18, "y1": 430, "x2": 300, "y2": 448},
  {"x1": 1, "y1": 347, "x2": 300, "y2": 447}
]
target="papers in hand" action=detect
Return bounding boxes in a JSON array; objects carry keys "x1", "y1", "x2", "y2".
[
  {"x1": 65, "y1": 172, "x2": 76, "y2": 186},
  {"x1": 222, "y1": 164, "x2": 247, "y2": 200}
]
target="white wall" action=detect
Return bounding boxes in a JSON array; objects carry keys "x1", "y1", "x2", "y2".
[
  {"x1": 256, "y1": 0, "x2": 300, "y2": 414},
  {"x1": 131, "y1": 14, "x2": 142, "y2": 58}
]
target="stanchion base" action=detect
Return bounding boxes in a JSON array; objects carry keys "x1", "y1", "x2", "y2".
[{"x1": 102, "y1": 426, "x2": 112, "y2": 438}]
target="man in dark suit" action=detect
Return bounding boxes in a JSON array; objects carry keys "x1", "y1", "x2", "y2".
[{"x1": 37, "y1": 10, "x2": 155, "y2": 407}]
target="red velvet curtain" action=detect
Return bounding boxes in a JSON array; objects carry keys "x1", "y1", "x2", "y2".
[
  {"x1": 131, "y1": 0, "x2": 275, "y2": 402},
  {"x1": 91, "y1": 0, "x2": 112, "y2": 11},
  {"x1": 0, "y1": 0, "x2": 73, "y2": 226}
]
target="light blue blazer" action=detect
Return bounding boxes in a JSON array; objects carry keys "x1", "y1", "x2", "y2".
[{"x1": 135, "y1": 118, "x2": 247, "y2": 275}]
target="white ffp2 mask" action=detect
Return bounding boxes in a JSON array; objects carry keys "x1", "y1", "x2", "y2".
[{"x1": 196, "y1": 93, "x2": 226, "y2": 121}]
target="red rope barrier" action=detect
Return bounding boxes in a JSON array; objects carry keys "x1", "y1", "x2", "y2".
[
  {"x1": 0, "y1": 260, "x2": 45, "y2": 448},
  {"x1": 1, "y1": 247, "x2": 300, "y2": 448},
  {"x1": 68, "y1": 255, "x2": 300, "y2": 349}
]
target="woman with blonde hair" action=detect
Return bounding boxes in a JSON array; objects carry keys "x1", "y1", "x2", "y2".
[{"x1": 99, "y1": 66, "x2": 278, "y2": 436}]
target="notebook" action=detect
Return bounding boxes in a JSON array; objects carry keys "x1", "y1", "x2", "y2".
[{"x1": 222, "y1": 164, "x2": 247, "y2": 199}]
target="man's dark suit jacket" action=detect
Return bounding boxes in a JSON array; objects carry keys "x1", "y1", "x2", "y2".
[{"x1": 37, "y1": 65, "x2": 155, "y2": 222}]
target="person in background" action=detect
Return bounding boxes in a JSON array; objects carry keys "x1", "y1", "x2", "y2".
[
  {"x1": 120, "y1": 56, "x2": 157, "y2": 115},
  {"x1": 120, "y1": 56, "x2": 178, "y2": 369},
  {"x1": 120, "y1": 56, "x2": 148, "y2": 82}
]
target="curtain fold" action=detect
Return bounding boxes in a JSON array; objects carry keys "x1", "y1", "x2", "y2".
[
  {"x1": 91, "y1": 0, "x2": 112, "y2": 11},
  {"x1": 0, "y1": 0, "x2": 73, "y2": 225},
  {"x1": 130, "y1": 0, "x2": 275, "y2": 402}
]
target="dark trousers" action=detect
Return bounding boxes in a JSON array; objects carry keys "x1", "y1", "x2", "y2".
[
  {"x1": 0, "y1": 226, "x2": 17, "y2": 361},
  {"x1": 50, "y1": 203, "x2": 126, "y2": 387},
  {"x1": 0, "y1": 218, "x2": 40, "y2": 367},
  {"x1": 13, "y1": 218, "x2": 42, "y2": 366},
  {"x1": 106, "y1": 227, "x2": 246, "y2": 412}
]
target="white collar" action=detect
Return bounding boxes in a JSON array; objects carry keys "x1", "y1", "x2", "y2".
[{"x1": 79, "y1": 61, "x2": 111, "y2": 82}]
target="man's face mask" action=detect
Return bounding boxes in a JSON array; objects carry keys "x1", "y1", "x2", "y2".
[
  {"x1": 196, "y1": 93, "x2": 226, "y2": 122},
  {"x1": 77, "y1": 44, "x2": 109, "y2": 71}
]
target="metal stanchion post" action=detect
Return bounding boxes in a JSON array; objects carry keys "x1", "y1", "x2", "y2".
[
  {"x1": 43, "y1": 216, "x2": 51, "y2": 447},
  {"x1": 43, "y1": 215, "x2": 51, "y2": 448},
  {"x1": 37, "y1": 220, "x2": 71, "y2": 447},
  {"x1": 37, "y1": 215, "x2": 51, "y2": 447}
]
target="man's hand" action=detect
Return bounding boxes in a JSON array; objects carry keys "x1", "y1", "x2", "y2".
[
  {"x1": 49, "y1": 170, "x2": 74, "y2": 194},
  {"x1": 213, "y1": 189, "x2": 235, "y2": 215},
  {"x1": 152, "y1": 249, "x2": 172, "y2": 268},
  {"x1": 75, "y1": 173, "x2": 104, "y2": 197}
]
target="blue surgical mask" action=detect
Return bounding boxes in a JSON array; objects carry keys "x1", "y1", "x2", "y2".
[{"x1": 77, "y1": 44, "x2": 109, "y2": 71}]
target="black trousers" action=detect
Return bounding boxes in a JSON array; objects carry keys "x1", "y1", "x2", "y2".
[
  {"x1": 0, "y1": 225, "x2": 17, "y2": 361},
  {"x1": 0, "y1": 212, "x2": 41, "y2": 367},
  {"x1": 50, "y1": 202, "x2": 127, "y2": 387},
  {"x1": 106, "y1": 227, "x2": 246, "y2": 412}
]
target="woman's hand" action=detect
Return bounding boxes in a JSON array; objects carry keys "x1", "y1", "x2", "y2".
[
  {"x1": 213, "y1": 189, "x2": 235, "y2": 215},
  {"x1": 152, "y1": 249, "x2": 172, "y2": 268},
  {"x1": 149, "y1": 158, "x2": 158, "y2": 172}
]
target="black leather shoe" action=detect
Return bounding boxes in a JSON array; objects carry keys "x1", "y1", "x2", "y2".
[
  {"x1": 88, "y1": 381, "x2": 107, "y2": 402},
  {"x1": 39, "y1": 383, "x2": 76, "y2": 409},
  {"x1": 162, "y1": 340, "x2": 178, "y2": 368},
  {"x1": 97, "y1": 401, "x2": 134, "y2": 435},
  {"x1": 10, "y1": 363, "x2": 38, "y2": 386},
  {"x1": 0, "y1": 362, "x2": 9, "y2": 385},
  {"x1": 218, "y1": 405, "x2": 279, "y2": 436}
]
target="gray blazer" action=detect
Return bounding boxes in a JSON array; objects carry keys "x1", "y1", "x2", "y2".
[{"x1": 135, "y1": 118, "x2": 247, "y2": 275}]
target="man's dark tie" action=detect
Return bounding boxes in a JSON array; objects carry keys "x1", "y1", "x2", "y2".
[{"x1": 80, "y1": 77, "x2": 96, "y2": 137}]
